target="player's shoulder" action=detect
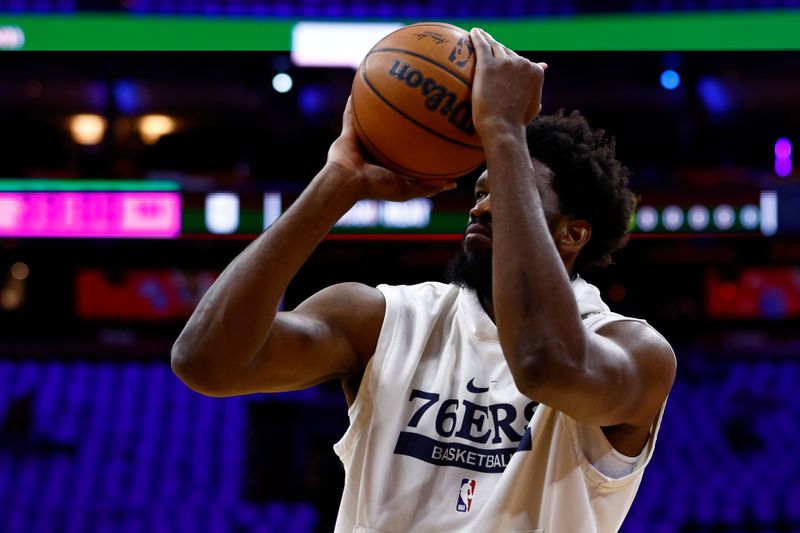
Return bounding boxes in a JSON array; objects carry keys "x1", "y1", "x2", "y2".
[
  {"x1": 295, "y1": 281, "x2": 385, "y2": 322},
  {"x1": 597, "y1": 317, "x2": 673, "y2": 356},
  {"x1": 597, "y1": 319, "x2": 676, "y2": 392},
  {"x1": 304, "y1": 281, "x2": 457, "y2": 312},
  {"x1": 377, "y1": 281, "x2": 460, "y2": 305},
  {"x1": 378, "y1": 280, "x2": 457, "y2": 296}
]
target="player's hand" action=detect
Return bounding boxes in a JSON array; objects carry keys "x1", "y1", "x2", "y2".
[
  {"x1": 326, "y1": 97, "x2": 457, "y2": 201},
  {"x1": 469, "y1": 28, "x2": 547, "y2": 136}
]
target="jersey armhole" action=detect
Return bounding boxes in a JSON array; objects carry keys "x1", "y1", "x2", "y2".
[
  {"x1": 571, "y1": 312, "x2": 669, "y2": 486},
  {"x1": 333, "y1": 284, "x2": 400, "y2": 460},
  {"x1": 566, "y1": 399, "x2": 668, "y2": 488}
]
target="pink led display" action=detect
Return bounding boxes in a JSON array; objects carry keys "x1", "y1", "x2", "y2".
[{"x1": 0, "y1": 192, "x2": 181, "y2": 238}]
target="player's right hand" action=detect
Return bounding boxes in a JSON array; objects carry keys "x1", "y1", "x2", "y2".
[
  {"x1": 325, "y1": 97, "x2": 457, "y2": 202},
  {"x1": 469, "y1": 28, "x2": 547, "y2": 136}
]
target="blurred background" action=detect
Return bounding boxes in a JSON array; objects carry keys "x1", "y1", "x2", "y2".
[{"x1": 1, "y1": 1, "x2": 800, "y2": 532}]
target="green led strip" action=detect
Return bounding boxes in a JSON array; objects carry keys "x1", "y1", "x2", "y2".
[
  {"x1": 0, "y1": 14, "x2": 292, "y2": 50},
  {"x1": 449, "y1": 11, "x2": 800, "y2": 50},
  {"x1": 1, "y1": 11, "x2": 800, "y2": 51},
  {"x1": 0, "y1": 179, "x2": 180, "y2": 191}
]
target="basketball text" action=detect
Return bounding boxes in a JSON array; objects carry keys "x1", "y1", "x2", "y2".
[
  {"x1": 388, "y1": 59, "x2": 476, "y2": 136},
  {"x1": 392, "y1": 387, "x2": 536, "y2": 473}
]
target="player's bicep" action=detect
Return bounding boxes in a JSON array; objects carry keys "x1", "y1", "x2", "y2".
[
  {"x1": 249, "y1": 312, "x2": 354, "y2": 392},
  {"x1": 240, "y1": 283, "x2": 385, "y2": 394},
  {"x1": 545, "y1": 321, "x2": 675, "y2": 427}
]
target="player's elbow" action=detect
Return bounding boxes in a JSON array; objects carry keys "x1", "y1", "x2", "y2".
[
  {"x1": 170, "y1": 339, "x2": 232, "y2": 397},
  {"x1": 170, "y1": 340, "x2": 207, "y2": 392}
]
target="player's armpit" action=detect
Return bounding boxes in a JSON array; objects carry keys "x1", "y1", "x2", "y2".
[
  {"x1": 180, "y1": 282, "x2": 385, "y2": 397},
  {"x1": 250, "y1": 282, "x2": 386, "y2": 393}
]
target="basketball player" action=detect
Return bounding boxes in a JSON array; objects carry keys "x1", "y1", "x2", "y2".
[{"x1": 172, "y1": 28, "x2": 676, "y2": 532}]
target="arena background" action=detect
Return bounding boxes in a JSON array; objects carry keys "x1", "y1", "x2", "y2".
[{"x1": 1, "y1": 2, "x2": 800, "y2": 532}]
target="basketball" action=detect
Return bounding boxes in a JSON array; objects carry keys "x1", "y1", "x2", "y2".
[{"x1": 351, "y1": 22, "x2": 484, "y2": 180}]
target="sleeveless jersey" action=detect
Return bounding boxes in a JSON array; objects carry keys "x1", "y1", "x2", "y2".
[{"x1": 333, "y1": 279, "x2": 667, "y2": 533}]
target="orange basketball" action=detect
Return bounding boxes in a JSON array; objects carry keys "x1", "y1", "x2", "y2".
[{"x1": 351, "y1": 22, "x2": 484, "y2": 180}]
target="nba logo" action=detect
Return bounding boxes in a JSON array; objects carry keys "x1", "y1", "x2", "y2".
[{"x1": 456, "y1": 478, "x2": 476, "y2": 512}]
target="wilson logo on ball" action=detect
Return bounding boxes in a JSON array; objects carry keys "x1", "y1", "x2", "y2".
[
  {"x1": 388, "y1": 59, "x2": 475, "y2": 135},
  {"x1": 351, "y1": 22, "x2": 484, "y2": 180}
]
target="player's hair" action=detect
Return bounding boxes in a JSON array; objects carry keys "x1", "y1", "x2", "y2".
[{"x1": 526, "y1": 110, "x2": 637, "y2": 275}]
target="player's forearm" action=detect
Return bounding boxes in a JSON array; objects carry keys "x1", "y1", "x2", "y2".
[
  {"x1": 171, "y1": 163, "x2": 362, "y2": 386},
  {"x1": 484, "y1": 128, "x2": 588, "y2": 395}
]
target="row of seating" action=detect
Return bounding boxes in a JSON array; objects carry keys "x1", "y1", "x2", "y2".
[
  {"x1": 2, "y1": 358, "x2": 799, "y2": 531},
  {"x1": 622, "y1": 358, "x2": 800, "y2": 531},
  {"x1": 0, "y1": 503, "x2": 318, "y2": 533},
  {"x1": 7, "y1": 0, "x2": 791, "y2": 17},
  {"x1": 0, "y1": 361, "x2": 318, "y2": 531}
]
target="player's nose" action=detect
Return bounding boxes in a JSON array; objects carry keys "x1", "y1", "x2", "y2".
[{"x1": 469, "y1": 194, "x2": 491, "y2": 220}]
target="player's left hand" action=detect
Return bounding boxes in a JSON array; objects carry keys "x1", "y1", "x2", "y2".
[{"x1": 469, "y1": 28, "x2": 547, "y2": 136}]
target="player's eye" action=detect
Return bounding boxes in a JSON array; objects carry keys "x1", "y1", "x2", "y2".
[{"x1": 475, "y1": 191, "x2": 487, "y2": 201}]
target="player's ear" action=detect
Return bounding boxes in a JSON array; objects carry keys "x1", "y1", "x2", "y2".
[{"x1": 556, "y1": 219, "x2": 591, "y2": 253}]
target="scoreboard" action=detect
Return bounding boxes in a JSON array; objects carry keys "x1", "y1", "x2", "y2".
[
  {"x1": 0, "y1": 178, "x2": 789, "y2": 239},
  {"x1": 0, "y1": 180, "x2": 182, "y2": 238}
]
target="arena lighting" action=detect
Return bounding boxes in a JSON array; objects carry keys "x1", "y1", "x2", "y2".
[
  {"x1": 687, "y1": 205, "x2": 710, "y2": 231},
  {"x1": 659, "y1": 69, "x2": 680, "y2": 90},
  {"x1": 114, "y1": 80, "x2": 140, "y2": 113},
  {"x1": 271, "y1": 73, "x2": 293, "y2": 93},
  {"x1": 635, "y1": 206, "x2": 658, "y2": 232},
  {"x1": 205, "y1": 193, "x2": 240, "y2": 234},
  {"x1": 697, "y1": 76, "x2": 730, "y2": 114},
  {"x1": 337, "y1": 200, "x2": 380, "y2": 227},
  {"x1": 0, "y1": 25, "x2": 25, "y2": 50},
  {"x1": 739, "y1": 204, "x2": 760, "y2": 230},
  {"x1": 630, "y1": 203, "x2": 767, "y2": 235},
  {"x1": 299, "y1": 85, "x2": 326, "y2": 116},
  {"x1": 69, "y1": 114, "x2": 106, "y2": 145},
  {"x1": 775, "y1": 159, "x2": 792, "y2": 177},
  {"x1": 291, "y1": 22, "x2": 404, "y2": 68},
  {"x1": 774, "y1": 138, "x2": 792, "y2": 177},
  {"x1": 139, "y1": 114, "x2": 176, "y2": 145},
  {"x1": 661, "y1": 205, "x2": 684, "y2": 231},
  {"x1": 336, "y1": 199, "x2": 433, "y2": 228},
  {"x1": 10, "y1": 262, "x2": 29, "y2": 281},
  {"x1": 712, "y1": 204, "x2": 735, "y2": 231},
  {"x1": 381, "y1": 199, "x2": 432, "y2": 228},
  {"x1": 0, "y1": 284, "x2": 24, "y2": 311},
  {"x1": 760, "y1": 190, "x2": 778, "y2": 237},
  {"x1": 263, "y1": 193, "x2": 282, "y2": 230},
  {"x1": 775, "y1": 137, "x2": 792, "y2": 159}
]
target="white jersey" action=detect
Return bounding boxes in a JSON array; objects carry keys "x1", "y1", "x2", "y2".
[{"x1": 333, "y1": 279, "x2": 667, "y2": 533}]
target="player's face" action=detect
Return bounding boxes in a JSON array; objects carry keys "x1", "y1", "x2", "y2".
[
  {"x1": 447, "y1": 162, "x2": 564, "y2": 300},
  {"x1": 463, "y1": 172, "x2": 493, "y2": 254},
  {"x1": 463, "y1": 162, "x2": 561, "y2": 255}
]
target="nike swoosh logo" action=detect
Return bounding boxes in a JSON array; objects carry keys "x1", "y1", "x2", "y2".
[{"x1": 466, "y1": 378, "x2": 490, "y2": 394}]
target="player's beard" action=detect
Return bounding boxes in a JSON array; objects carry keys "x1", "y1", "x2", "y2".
[{"x1": 446, "y1": 250, "x2": 492, "y2": 302}]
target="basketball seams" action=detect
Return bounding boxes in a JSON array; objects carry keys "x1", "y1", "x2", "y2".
[
  {"x1": 352, "y1": 103, "x2": 480, "y2": 179},
  {"x1": 363, "y1": 22, "x2": 469, "y2": 58},
  {"x1": 359, "y1": 67, "x2": 483, "y2": 151},
  {"x1": 368, "y1": 47, "x2": 471, "y2": 87},
  {"x1": 352, "y1": 22, "x2": 485, "y2": 179}
]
